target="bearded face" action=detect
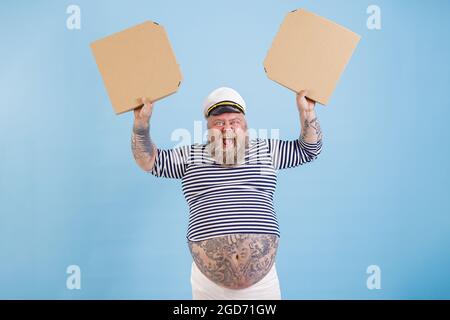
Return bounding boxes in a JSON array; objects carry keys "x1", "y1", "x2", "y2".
[{"x1": 206, "y1": 113, "x2": 249, "y2": 166}]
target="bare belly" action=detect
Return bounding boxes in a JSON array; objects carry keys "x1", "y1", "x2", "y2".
[{"x1": 188, "y1": 233, "x2": 279, "y2": 289}]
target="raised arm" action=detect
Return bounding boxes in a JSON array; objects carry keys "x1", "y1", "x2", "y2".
[
  {"x1": 131, "y1": 98, "x2": 157, "y2": 172},
  {"x1": 296, "y1": 90, "x2": 322, "y2": 144}
]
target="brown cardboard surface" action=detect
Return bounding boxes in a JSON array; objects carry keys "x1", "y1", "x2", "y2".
[
  {"x1": 264, "y1": 9, "x2": 360, "y2": 105},
  {"x1": 90, "y1": 21, "x2": 182, "y2": 115}
]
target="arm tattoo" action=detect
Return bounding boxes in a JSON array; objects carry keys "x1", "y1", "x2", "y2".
[
  {"x1": 188, "y1": 234, "x2": 279, "y2": 289},
  {"x1": 131, "y1": 126, "x2": 155, "y2": 161},
  {"x1": 301, "y1": 117, "x2": 322, "y2": 141}
]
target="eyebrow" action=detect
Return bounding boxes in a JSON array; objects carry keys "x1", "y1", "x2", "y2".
[{"x1": 213, "y1": 117, "x2": 241, "y2": 122}]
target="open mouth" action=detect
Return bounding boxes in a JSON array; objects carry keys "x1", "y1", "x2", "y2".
[{"x1": 222, "y1": 137, "x2": 235, "y2": 148}]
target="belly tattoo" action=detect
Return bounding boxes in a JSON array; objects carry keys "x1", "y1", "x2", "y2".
[{"x1": 188, "y1": 233, "x2": 279, "y2": 289}]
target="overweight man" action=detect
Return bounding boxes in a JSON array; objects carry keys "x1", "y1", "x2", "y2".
[{"x1": 131, "y1": 87, "x2": 323, "y2": 299}]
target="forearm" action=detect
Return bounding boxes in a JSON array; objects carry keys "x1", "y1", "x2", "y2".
[
  {"x1": 299, "y1": 109, "x2": 322, "y2": 144},
  {"x1": 131, "y1": 124, "x2": 156, "y2": 172}
]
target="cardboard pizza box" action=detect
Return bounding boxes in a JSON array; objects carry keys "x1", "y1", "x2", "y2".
[
  {"x1": 264, "y1": 9, "x2": 361, "y2": 105},
  {"x1": 90, "y1": 21, "x2": 182, "y2": 115}
]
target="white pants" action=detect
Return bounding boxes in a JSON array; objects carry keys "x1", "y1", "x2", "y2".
[{"x1": 191, "y1": 262, "x2": 281, "y2": 300}]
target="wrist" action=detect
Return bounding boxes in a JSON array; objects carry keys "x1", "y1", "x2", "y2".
[
  {"x1": 133, "y1": 121, "x2": 149, "y2": 132},
  {"x1": 299, "y1": 109, "x2": 315, "y2": 120},
  {"x1": 133, "y1": 123, "x2": 150, "y2": 135}
]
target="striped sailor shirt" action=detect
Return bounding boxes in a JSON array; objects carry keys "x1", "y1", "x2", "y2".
[{"x1": 151, "y1": 138, "x2": 322, "y2": 241}]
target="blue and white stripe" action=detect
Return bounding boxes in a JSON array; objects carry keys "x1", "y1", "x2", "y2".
[{"x1": 151, "y1": 138, "x2": 322, "y2": 241}]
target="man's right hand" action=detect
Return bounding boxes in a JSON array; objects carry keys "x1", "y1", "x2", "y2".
[{"x1": 133, "y1": 97, "x2": 154, "y2": 129}]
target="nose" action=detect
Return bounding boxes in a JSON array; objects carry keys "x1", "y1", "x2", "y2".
[{"x1": 222, "y1": 124, "x2": 233, "y2": 133}]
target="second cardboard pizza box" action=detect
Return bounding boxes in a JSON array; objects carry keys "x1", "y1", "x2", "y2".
[
  {"x1": 90, "y1": 21, "x2": 182, "y2": 115},
  {"x1": 264, "y1": 9, "x2": 361, "y2": 105}
]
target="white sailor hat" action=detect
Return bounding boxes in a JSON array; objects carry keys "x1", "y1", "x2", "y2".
[{"x1": 203, "y1": 87, "x2": 246, "y2": 118}]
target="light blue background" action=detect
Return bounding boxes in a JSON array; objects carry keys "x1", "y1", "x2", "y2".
[{"x1": 1, "y1": 0, "x2": 449, "y2": 299}]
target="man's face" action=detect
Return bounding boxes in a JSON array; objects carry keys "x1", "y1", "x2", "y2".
[{"x1": 206, "y1": 112, "x2": 248, "y2": 165}]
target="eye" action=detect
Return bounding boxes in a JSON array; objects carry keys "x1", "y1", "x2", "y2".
[{"x1": 215, "y1": 121, "x2": 224, "y2": 126}]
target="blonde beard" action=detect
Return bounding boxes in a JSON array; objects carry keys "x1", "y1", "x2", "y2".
[{"x1": 206, "y1": 133, "x2": 249, "y2": 166}]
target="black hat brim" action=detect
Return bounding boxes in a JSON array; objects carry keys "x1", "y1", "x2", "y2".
[{"x1": 208, "y1": 105, "x2": 243, "y2": 117}]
